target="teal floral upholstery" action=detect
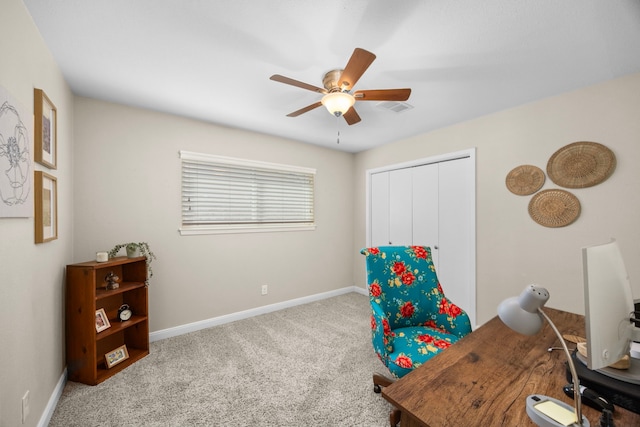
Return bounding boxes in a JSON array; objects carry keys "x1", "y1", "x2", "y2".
[{"x1": 361, "y1": 245, "x2": 472, "y2": 378}]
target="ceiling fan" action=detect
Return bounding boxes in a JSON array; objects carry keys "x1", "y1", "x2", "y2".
[{"x1": 270, "y1": 48, "x2": 411, "y2": 125}]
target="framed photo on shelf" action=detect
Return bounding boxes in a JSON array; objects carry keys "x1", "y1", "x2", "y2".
[
  {"x1": 34, "y1": 171, "x2": 57, "y2": 243},
  {"x1": 105, "y1": 345, "x2": 129, "y2": 368},
  {"x1": 34, "y1": 88, "x2": 57, "y2": 169},
  {"x1": 95, "y1": 308, "x2": 110, "y2": 333}
]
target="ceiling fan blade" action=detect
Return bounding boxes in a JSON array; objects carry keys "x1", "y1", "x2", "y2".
[
  {"x1": 343, "y1": 107, "x2": 361, "y2": 125},
  {"x1": 339, "y1": 48, "x2": 376, "y2": 90},
  {"x1": 354, "y1": 88, "x2": 411, "y2": 101},
  {"x1": 270, "y1": 74, "x2": 326, "y2": 93},
  {"x1": 286, "y1": 101, "x2": 323, "y2": 117}
]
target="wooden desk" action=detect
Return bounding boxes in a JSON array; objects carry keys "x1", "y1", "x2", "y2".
[{"x1": 382, "y1": 308, "x2": 639, "y2": 426}]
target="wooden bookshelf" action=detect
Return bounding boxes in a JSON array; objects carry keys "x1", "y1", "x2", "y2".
[{"x1": 66, "y1": 256, "x2": 149, "y2": 385}]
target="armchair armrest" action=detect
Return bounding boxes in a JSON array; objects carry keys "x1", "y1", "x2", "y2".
[
  {"x1": 370, "y1": 300, "x2": 394, "y2": 363},
  {"x1": 431, "y1": 296, "x2": 473, "y2": 338}
]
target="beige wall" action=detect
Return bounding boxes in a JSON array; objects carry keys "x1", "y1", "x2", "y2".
[
  {"x1": 0, "y1": 1, "x2": 74, "y2": 426},
  {"x1": 72, "y1": 97, "x2": 355, "y2": 332},
  {"x1": 353, "y1": 72, "x2": 640, "y2": 326}
]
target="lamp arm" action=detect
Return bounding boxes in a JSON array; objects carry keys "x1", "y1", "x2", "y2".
[{"x1": 538, "y1": 308, "x2": 583, "y2": 426}]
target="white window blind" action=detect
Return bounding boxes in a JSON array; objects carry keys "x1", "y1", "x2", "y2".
[{"x1": 180, "y1": 151, "x2": 316, "y2": 235}]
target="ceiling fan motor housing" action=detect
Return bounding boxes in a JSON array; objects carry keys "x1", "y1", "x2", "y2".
[{"x1": 323, "y1": 69, "x2": 347, "y2": 92}]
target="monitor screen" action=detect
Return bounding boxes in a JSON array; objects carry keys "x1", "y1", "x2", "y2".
[{"x1": 582, "y1": 239, "x2": 640, "y2": 384}]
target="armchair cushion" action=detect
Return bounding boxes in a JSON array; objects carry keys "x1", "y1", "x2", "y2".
[{"x1": 384, "y1": 325, "x2": 463, "y2": 378}]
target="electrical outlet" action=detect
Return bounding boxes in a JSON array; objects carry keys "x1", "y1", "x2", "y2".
[
  {"x1": 261, "y1": 284, "x2": 268, "y2": 295},
  {"x1": 22, "y1": 390, "x2": 30, "y2": 424}
]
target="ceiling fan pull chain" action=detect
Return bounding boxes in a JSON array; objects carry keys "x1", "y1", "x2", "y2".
[{"x1": 336, "y1": 117, "x2": 340, "y2": 144}]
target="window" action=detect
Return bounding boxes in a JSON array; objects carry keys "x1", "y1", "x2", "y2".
[{"x1": 180, "y1": 151, "x2": 315, "y2": 235}]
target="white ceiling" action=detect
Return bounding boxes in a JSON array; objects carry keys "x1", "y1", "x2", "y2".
[{"x1": 22, "y1": 0, "x2": 640, "y2": 153}]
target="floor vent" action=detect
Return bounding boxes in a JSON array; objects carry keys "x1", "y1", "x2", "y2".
[{"x1": 376, "y1": 101, "x2": 414, "y2": 113}]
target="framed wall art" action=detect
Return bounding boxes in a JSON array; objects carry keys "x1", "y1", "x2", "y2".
[
  {"x1": 95, "y1": 308, "x2": 111, "y2": 333},
  {"x1": 0, "y1": 84, "x2": 33, "y2": 218},
  {"x1": 34, "y1": 88, "x2": 57, "y2": 169},
  {"x1": 105, "y1": 345, "x2": 129, "y2": 368},
  {"x1": 34, "y1": 171, "x2": 57, "y2": 243}
]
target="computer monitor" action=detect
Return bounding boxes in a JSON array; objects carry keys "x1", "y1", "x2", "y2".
[{"x1": 582, "y1": 239, "x2": 640, "y2": 384}]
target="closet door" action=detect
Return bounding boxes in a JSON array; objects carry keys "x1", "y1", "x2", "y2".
[
  {"x1": 367, "y1": 150, "x2": 476, "y2": 326},
  {"x1": 412, "y1": 163, "x2": 440, "y2": 269},
  {"x1": 370, "y1": 168, "x2": 414, "y2": 246},
  {"x1": 388, "y1": 168, "x2": 413, "y2": 246},
  {"x1": 438, "y1": 157, "x2": 475, "y2": 324},
  {"x1": 370, "y1": 172, "x2": 390, "y2": 247}
]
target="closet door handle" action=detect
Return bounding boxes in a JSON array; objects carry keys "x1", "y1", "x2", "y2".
[{"x1": 433, "y1": 245, "x2": 439, "y2": 250}]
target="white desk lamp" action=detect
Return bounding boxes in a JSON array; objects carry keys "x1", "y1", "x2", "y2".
[{"x1": 498, "y1": 284, "x2": 590, "y2": 427}]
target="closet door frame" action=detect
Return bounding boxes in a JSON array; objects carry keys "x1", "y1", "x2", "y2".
[{"x1": 365, "y1": 148, "x2": 476, "y2": 326}]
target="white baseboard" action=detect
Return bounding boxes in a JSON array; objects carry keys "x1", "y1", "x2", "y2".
[
  {"x1": 150, "y1": 285, "x2": 367, "y2": 342},
  {"x1": 352, "y1": 285, "x2": 368, "y2": 297},
  {"x1": 38, "y1": 368, "x2": 67, "y2": 427}
]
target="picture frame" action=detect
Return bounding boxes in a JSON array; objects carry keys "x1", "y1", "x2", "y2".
[
  {"x1": 34, "y1": 171, "x2": 58, "y2": 243},
  {"x1": 34, "y1": 88, "x2": 57, "y2": 169},
  {"x1": 95, "y1": 308, "x2": 111, "y2": 333},
  {"x1": 105, "y1": 345, "x2": 129, "y2": 369}
]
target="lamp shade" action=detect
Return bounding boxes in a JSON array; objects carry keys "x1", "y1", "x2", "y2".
[
  {"x1": 498, "y1": 284, "x2": 549, "y2": 335},
  {"x1": 321, "y1": 92, "x2": 355, "y2": 117}
]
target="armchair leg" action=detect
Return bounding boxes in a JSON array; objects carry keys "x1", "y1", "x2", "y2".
[{"x1": 373, "y1": 372, "x2": 395, "y2": 393}]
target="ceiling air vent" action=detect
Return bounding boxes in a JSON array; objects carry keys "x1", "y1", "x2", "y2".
[{"x1": 376, "y1": 101, "x2": 414, "y2": 113}]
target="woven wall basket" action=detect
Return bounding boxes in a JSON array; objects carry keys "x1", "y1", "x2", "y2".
[
  {"x1": 547, "y1": 141, "x2": 616, "y2": 188},
  {"x1": 528, "y1": 189, "x2": 581, "y2": 227},
  {"x1": 506, "y1": 165, "x2": 545, "y2": 195}
]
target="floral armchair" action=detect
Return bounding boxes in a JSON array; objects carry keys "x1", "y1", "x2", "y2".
[{"x1": 361, "y1": 245, "x2": 472, "y2": 386}]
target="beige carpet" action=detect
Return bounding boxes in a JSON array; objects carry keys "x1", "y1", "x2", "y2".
[{"x1": 49, "y1": 292, "x2": 393, "y2": 426}]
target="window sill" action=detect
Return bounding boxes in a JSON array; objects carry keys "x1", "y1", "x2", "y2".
[{"x1": 179, "y1": 223, "x2": 316, "y2": 235}]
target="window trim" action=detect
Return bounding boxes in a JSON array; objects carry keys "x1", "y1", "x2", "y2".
[{"x1": 179, "y1": 151, "x2": 316, "y2": 235}]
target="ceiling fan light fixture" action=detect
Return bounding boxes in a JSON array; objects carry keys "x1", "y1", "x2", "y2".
[{"x1": 321, "y1": 92, "x2": 355, "y2": 117}]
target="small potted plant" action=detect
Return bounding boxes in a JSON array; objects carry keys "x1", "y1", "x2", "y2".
[{"x1": 108, "y1": 242, "x2": 156, "y2": 285}]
